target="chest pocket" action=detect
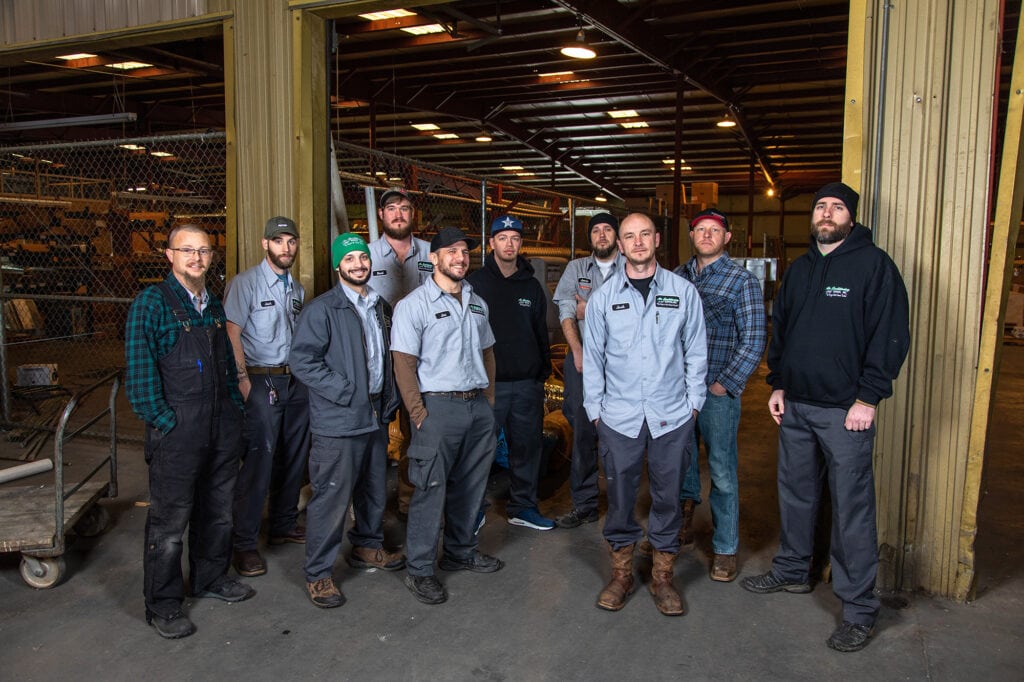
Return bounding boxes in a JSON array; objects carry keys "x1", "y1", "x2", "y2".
[
  {"x1": 700, "y1": 292, "x2": 733, "y2": 332},
  {"x1": 605, "y1": 304, "x2": 638, "y2": 350},
  {"x1": 249, "y1": 304, "x2": 282, "y2": 343}
]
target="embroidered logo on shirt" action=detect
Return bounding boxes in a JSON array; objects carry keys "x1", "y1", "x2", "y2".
[
  {"x1": 655, "y1": 295, "x2": 680, "y2": 308},
  {"x1": 612, "y1": 303, "x2": 630, "y2": 311},
  {"x1": 372, "y1": 269, "x2": 387, "y2": 276},
  {"x1": 435, "y1": 311, "x2": 452, "y2": 319},
  {"x1": 469, "y1": 303, "x2": 486, "y2": 315},
  {"x1": 418, "y1": 262, "x2": 434, "y2": 272},
  {"x1": 578, "y1": 277, "x2": 592, "y2": 292},
  {"x1": 260, "y1": 300, "x2": 275, "y2": 307},
  {"x1": 291, "y1": 299, "x2": 303, "y2": 313},
  {"x1": 825, "y1": 286, "x2": 850, "y2": 298},
  {"x1": 517, "y1": 298, "x2": 532, "y2": 308}
]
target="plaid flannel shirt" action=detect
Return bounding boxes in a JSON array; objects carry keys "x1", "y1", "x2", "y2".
[
  {"x1": 125, "y1": 274, "x2": 242, "y2": 433},
  {"x1": 675, "y1": 255, "x2": 767, "y2": 396}
]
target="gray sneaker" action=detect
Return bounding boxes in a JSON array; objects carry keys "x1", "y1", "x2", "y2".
[
  {"x1": 740, "y1": 571, "x2": 812, "y2": 594},
  {"x1": 555, "y1": 508, "x2": 598, "y2": 529}
]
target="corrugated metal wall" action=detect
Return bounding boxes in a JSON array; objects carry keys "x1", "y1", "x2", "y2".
[
  {"x1": 0, "y1": 0, "x2": 212, "y2": 44},
  {"x1": 856, "y1": 0, "x2": 999, "y2": 597}
]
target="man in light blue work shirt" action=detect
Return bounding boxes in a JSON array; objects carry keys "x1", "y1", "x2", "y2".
[
  {"x1": 224, "y1": 216, "x2": 310, "y2": 578},
  {"x1": 584, "y1": 212, "x2": 707, "y2": 617},
  {"x1": 368, "y1": 187, "x2": 433, "y2": 516},
  {"x1": 391, "y1": 226, "x2": 503, "y2": 606}
]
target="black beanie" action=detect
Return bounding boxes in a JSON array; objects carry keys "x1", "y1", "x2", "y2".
[
  {"x1": 813, "y1": 182, "x2": 859, "y2": 220},
  {"x1": 588, "y1": 212, "x2": 619, "y2": 234}
]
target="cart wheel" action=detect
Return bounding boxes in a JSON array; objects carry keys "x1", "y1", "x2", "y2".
[
  {"x1": 74, "y1": 504, "x2": 110, "y2": 537},
  {"x1": 19, "y1": 556, "x2": 66, "y2": 589}
]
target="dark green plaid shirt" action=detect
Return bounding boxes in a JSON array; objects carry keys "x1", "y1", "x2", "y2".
[{"x1": 125, "y1": 274, "x2": 242, "y2": 433}]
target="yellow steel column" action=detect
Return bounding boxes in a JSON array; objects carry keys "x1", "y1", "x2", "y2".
[{"x1": 958, "y1": 7, "x2": 1024, "y2": 601}]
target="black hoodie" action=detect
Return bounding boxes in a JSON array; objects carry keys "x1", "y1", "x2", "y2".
[
  {"x1": 468, "y1": 252, "x2": 552, "y2": 383},
  {"x1": 767, "y1": 223, "x2": 910, "y2": 408}
]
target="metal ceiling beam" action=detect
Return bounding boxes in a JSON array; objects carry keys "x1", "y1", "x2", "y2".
[{"x1": 552, "y1": 0, "x2": 778, "y2": 186}]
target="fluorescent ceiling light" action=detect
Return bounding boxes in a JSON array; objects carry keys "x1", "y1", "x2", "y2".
[
  {"x1": 0, "y1": 112, "x2": 137, "y2": 131},
  {"x1": 433, "y1": 133, "x2": 458, "y2": 140},
  {"x1": 119, "y1": 143, "x2": 146, "y2": 151},
  {"x1": 359, "y1": 9, "x2": 415, "y2": 21},
  {"x1": 150, "y1": 151, "x2": 173, "y2": 158},
  {"x1": 402, "y1": 24, "x2": 445, "y2": 35},
  {"x1": 411, "y1": 123, "x2": 440, "y2": 131},
  {"x1": 502, "y1": 165, "x2": 524, "y2": 171},
  {"x1": 662, "y1": 158, "x2": 686, "y2": 165},
  {"x1": 56, "y1": 53, "x2": 97, "y2": 60},
  {"x1": 539, "y1": 71, "x2": 573, "y2": 77},
  {"x1": 620, "y1": 121, "x2": 648, "y2": 129},
  {"x1": 475, "y1": 135, "x2": 492, "y2": 142},
  {"x1": 108, "y1": 61, "x2": 152, "y2": 70},
  {"x1": 608, "y1": 110, "x2": 638, "y2": 119}
]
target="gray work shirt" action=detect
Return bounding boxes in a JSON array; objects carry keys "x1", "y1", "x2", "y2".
[
  {"x1": 224, "y1": 259, "x2": 305, "y2": 366},
  {"x1": 391, "y1": 276, "x2": 495, "y2": 392},
  {"x1": 552, "y1": 253, "x2": 625, "y2": 330},
  {"x1": 341, "y1": 284, "x2": 385, "y2": 395},
  {"x1": 583, "y1": 265, "x2": 708, "y2": 439},
  {"x1": 368, "y1": 236, "x2": 433, "y2": 307}
]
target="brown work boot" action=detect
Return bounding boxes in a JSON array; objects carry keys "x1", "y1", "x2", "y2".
[
  {"x1": 679, "y1": 499, "x2": 696, "y2": 550},
  {"x1": 347, "y1": 545, "x2": 407, "y2": 571},
  {"x1": 650, "y1": 550, "x2": 685, "y2": 616},
  {"x1": 596, "y1": 543, "x2": 636, "y2": 611},
  {"x1": 636, "y1": 538, "x2": 653, "y2": 558},
  {"x1": 307, "y1": 576, "x2": 345, "y2": 608},
  {"x1": 711, "y1": 553, "x2": 738, "y2": 582}
]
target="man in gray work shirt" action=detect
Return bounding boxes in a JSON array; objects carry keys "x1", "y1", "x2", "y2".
[
  {"x1": 368, "y1": 187, "x2": 433, "y2": 516},
  {"x1": 552, "y1": 212, "x2": 623, "y2": 529},
  {"x1": 224, "y1": 216, "x2": 310, "y2": 578},
  {"x1": 584, "y1": 213, "x2": 707, "y2": 617},
  {"x1": 391, "y1": 226, "x2": 503, "y2": 606}
]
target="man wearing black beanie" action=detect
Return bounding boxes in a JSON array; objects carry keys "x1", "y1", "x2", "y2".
[{"x1": 741, "y1": 181, "x2": 910, "y2": 653}]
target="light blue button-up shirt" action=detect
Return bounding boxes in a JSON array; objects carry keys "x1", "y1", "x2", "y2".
[
  {"x1": 341, "y1": 284, "x2": 385, "y2": 395},
  {"x1": 552, "y1": 253, "x2": 625, "y2": 325},
  {"x1": 583, "y1": 265, "x2": 708, "y2": 439},
  {"x1": 391, "y1": 276, "x2": 495, "y2": 392},
  {"x1": 367, "y1": 236, "x2": 433, "y2": 307},
  {"x1": 223, "y1": 259, "x2": 305, "y2": 366}
]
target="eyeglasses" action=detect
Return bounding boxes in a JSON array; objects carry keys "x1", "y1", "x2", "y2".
[{"x1": 169, "y1": 247, "x2": 215, "y2": 258}]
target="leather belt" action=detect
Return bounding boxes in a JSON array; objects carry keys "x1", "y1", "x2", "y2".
[
  {"x1": 246, "y1": 365, "x2": 290, "y2": 375},
  {"x1": 423, "y1": 389, "x2": 482, "y2": 401}
]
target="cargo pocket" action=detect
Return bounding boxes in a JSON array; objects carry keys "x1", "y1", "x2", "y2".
[{"x1": 406, "y1": 443, "x2": 442, "y2": 491}]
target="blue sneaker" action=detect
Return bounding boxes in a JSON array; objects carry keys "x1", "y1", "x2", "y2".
[{"x1": 508, "y1": 507, "x2": 555, "y2": 531}]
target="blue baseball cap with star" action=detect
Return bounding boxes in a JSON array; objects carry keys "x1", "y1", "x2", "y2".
[{"x1": 490, "y1": 214, "x2": 523, "y2": 235}]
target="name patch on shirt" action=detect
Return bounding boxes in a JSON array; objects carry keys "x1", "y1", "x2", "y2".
[
  {"x1": 825, "y1": 286, "x2": 850, "y2": 298},
  {"x1": 418, "y1": 262, "x2": 434, "y2": 272},
  {"x1": 260, "y1": 300, "x2": 275, "y2": 307},
  {"x1": 612, "y1": 303, "x2": 630, "y2": 311},
  {"x1": 435, "y1": 311, "x2": 452, "y2": 319},
  {"x1": 517, "y1": 298, "x2": 532, "y2": 308},
  {"x1": 469, "y1": 303, "x2": 486, "y2": 315},
  {"x1": 291, "y1": 299, "x2": 303, "y2": 314},
  {"x1": 655, "y1": 295, "x2": 680, "y2": 309},
  {"x1": 372, "y1": 269, "x2": 388, "y2": 277},
  {"x1": 578, "y1": 277, "x2": 592, "y2": 291}
]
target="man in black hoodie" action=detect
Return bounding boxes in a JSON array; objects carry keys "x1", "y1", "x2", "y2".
[
  {"x1": 741, "y1": 182, "x2": 910, "y2": 653},
  {"x1": 468, "y1": 215, "x2": 554, "y2": 530}
]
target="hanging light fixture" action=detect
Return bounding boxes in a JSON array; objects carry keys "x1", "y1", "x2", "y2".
[
  {"x1": 716, "y1": 111, "x2": 737, "y2": 128},
  {"x1": 561, "y1": 16, "x2": 596, "y2": 59},
  {"x1": 595, "y1": 194, "x2": 608, "y2": 203}
]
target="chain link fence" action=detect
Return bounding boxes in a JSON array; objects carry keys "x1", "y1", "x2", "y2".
[{"x1": 1, "y1": 133, "x2": 226, "y2": 427}]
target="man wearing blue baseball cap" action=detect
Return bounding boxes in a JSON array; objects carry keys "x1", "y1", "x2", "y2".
[{"x1": 468, "y1": 215, "x2": 554, "y2": 530}]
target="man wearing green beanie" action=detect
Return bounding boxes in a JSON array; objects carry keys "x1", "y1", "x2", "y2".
[{"x1": 289, "y1": 233, "x2": 405, "y2": 608}]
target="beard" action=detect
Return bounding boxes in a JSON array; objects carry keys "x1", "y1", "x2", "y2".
[
  {"x1": 381, "y1": 220, "x2": 412, "y2": 240},
  {"x1": 268, "y1": 251, "x2": 294, "y2": 270},
  {"x1": 180, "y1": 271, "x2": 206, "y2": 292},
  {"x1": 593, "y1": 242, "x2": 618, "y2": 259},
  {"x1": 338, "y1": 267, "x2": 370, "y2": 286},
  {"x1": 812, "y1": 219, "x2": 852, "y2": 245},
  {"x1": 436, "y1": 260, "x2": 465, "y2": 282}
]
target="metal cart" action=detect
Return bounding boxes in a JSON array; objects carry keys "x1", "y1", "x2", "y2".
[{"x1": 0, "y1": 371, "x2": 119, "y2": 588}]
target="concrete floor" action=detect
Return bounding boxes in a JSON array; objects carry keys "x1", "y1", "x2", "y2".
[{"x1": 1, "y1": 349, "x2": 1022, "y2": 681}]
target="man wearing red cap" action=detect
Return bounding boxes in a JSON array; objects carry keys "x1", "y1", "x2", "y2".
[{"x1": 741, "y1": 182, "x2": 910, "y2": 653}]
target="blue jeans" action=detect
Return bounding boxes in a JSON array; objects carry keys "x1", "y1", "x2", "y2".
[{"x1": 680, "y1": 392, "x2": 741, "y2": 555}]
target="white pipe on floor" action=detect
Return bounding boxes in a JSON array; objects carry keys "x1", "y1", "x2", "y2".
[{"x1": 0, "y1": 458, "x2": 53, "y2": 484}]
